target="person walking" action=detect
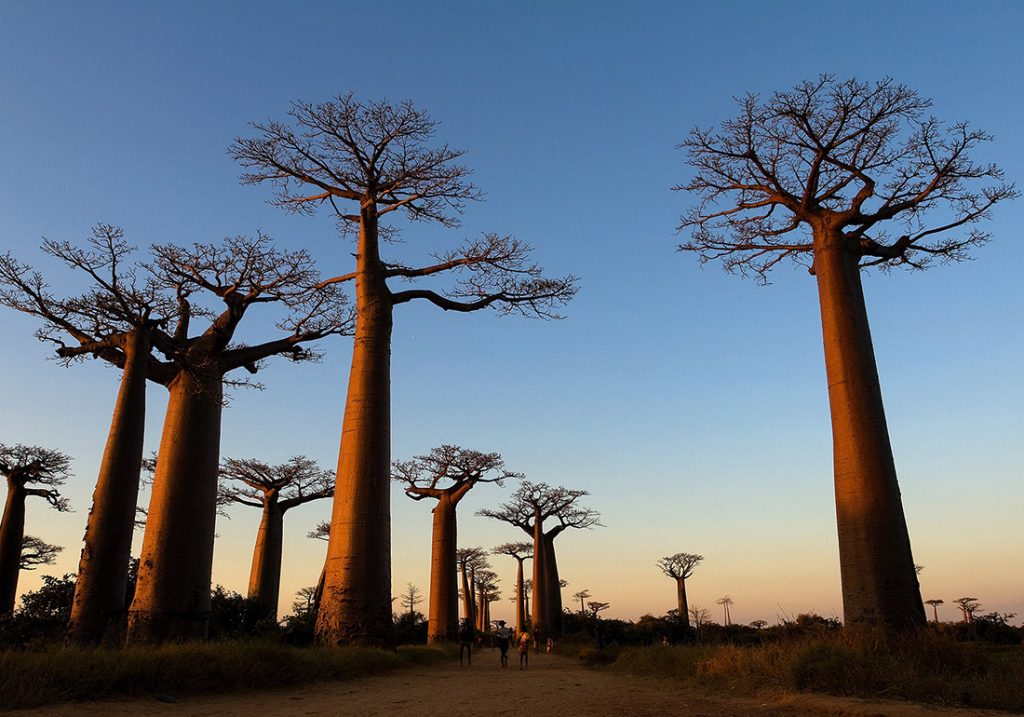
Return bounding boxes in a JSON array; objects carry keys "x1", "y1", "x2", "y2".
[
  {"x1": 517, "y1": 629, "x2": 530, "y2": 670},
  {"x1": 496, "y1": 620, "x2": 512, "y2": 667}
]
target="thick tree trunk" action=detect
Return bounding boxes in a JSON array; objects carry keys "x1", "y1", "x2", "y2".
[
  {"x1": 676, "y1": 577, "x2": 690, "y2": 629},
  {"x1": 426, "y1": 497, "x2": 458, "y2": 643},
  {"x1": 813, "y1": 228, "x2": 925, "y2": 628},
  {"x1": 67, "y1": 329, "x2": 149, "y2": 645},
  {"x1": 247, "y1": 498, "x2": 284, "y2": 619},
  {"x1": 127, "y1": 369, "x2": 223, "y2": 643},
  {"x1": 530, "y1": 517, "x2": 544, "y2": 634},
  {"x1": 459, "y1": 561, "x2": 474, "y2": 636},
  {"x1": 0, "y1": 482, "x2": 26, "y2": 614},
  {"x1": 542, "y1": 533, "x2": 563, "y2": 634},
  {"x1": 316, "y1": 207, "x2": 394, "y2": 647},
  {"x1": 514, "y1": 558, "x2": 526, "y2": 637}
]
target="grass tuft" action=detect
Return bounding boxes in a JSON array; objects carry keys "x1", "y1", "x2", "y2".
[{"x1": 0, "y1": 641, "x2": 448, "y2": 710}]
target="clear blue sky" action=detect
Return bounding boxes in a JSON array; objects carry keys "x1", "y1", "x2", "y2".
[{"x1": 1, "y1": 1, "x2": 1021, "y2": 625}]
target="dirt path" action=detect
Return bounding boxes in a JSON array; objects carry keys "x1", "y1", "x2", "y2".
[{"x1": 6, "y1": 651, "x2": 1009, "y2": 717}]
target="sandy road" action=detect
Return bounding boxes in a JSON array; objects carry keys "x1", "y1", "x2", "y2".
[{"x1": 5, "y1": 650, "x2": 1007, "y2": 717}]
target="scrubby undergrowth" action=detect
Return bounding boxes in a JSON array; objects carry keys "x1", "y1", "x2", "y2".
[
  {"x1": 0, "y1": 641, "x2": 446, "y2": 711},
  {"x1": 581, "y1": 630, "x2": 1024, "y2": 713}
]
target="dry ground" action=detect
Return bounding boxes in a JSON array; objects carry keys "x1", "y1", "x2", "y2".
[{"x1": 5, "y1": 650, "x2": 1010, "y2": 717}]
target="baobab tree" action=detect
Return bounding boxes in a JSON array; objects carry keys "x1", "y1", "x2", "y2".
[
  {"x1": 456, "y1": 547, "x2": 488, "y2": 636},
  {"x1": 587, "y1": 600, "x2": 610, "y2": 618},
  {"x1": 474, "y1": 570, "x2": 500, "y2": 632},
  {"x1": 953, "y1": 597, "x2": 980, "y2": 623},
  {"x1": 0, "y1": 226, "x2": 178, "y2": 644},
  {"x1": 676, "y1": 76, "x2": 1016, "y2": 629},
  {"x1": 19, "y1": 536, "x2": 62, "y2": 570},
  {"x1": 479, "y1": 481, "x2": 601, "y2": 635},
  {"x1": 232, "y1": 94, "x2": 578, "y2": 645},
  {"x1": 0, "y1": 444, "x2": 72, "y2": 614},
  {"x1": 716, "y1": 595, "x2": 734, "y2": 626},
  {"x1": 127, "y1": 235, "x2": 352, "y2": 643},
  {"x1": 573, "y1": 589, "x2": 591, "y2": 614},
  {"x1": 657, "y1": 552, "x2": 703, "y2": 630},
  {"x1": 494, "y1": 542, "x2": 533, "y2": 637},
  {"x1": 393, "y1": 445, "x2": 519, "y2": 643},
  {"x1": 924, "y1": 598, "x2": 944, "y2": 622},
  {"x1": 218, "y1": 456, "x2": 334, "y2": 619}
]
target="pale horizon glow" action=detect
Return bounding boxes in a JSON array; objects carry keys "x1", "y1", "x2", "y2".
[{"x1": 0, "y1": 1, "x2": 1021, "y2": 629}]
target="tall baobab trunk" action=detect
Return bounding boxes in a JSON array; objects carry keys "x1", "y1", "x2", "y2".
[
  {"x1": 542, "y1": 533, "x2": 563, "y2": 634},
  {"x1": 676, "y1": 577, "x2": 690, "y2": 629},
  {"x1": 813, "y1": 228, "x2": 925, "y2": 628},
  {"x1": 460, "y1": 560, "x2": 475, "y2": 635},
  {"x1": 476, "y1": 590, "x2": 487, "y2": 632},
  {"x1": 247, "y1": 497, "x2": 284, "y2": 619},
  {"x1": 514, "y1": 558, "x2": 527, "y2": 637},
  {"x1": 0, "y1": 482, "x2": 27, "y2": 614},
  {"x1": 427, "y1": 496, "x2": 458, "y2": 643},
  {"x1": 317, "y1": 208, "x2": 394, "y2": 647},
  {"x1": 530, "y1": 513, "x2": 545, "y2": 634},
  {"x1": 68, "y1": 329, "x2": 150, "y2": 645},
  {"x1": 127, "y1": 369, "x2": 223, "y2": 643}
]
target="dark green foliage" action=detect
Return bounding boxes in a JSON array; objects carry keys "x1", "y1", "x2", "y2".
[
  {"x1": 392, "y1": 610, "x2": 427, "y2": 645},
  {"x1": 208, "y1": 586, "x2": 278, "y2": 639},
  {"x1": 0, "y1": 573, "x2": 76, "y2": 649}
]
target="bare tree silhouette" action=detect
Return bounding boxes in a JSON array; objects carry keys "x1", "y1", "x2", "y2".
[
  {"x1": 494, "y1": 542, "x2": 533, "y2": 639},
  {"x1": 657, "y1": 552, "x2": 703, "y2": 629},
  {"x1": 394, "y1": 445, "x2": 518, "y2": 643},
  {"x1": 924, "y1": 598, "x2": 944, "y2": 622},
  {"x1": 0, "y1": 444, "x2": 72, "y2": 614},
  {"x1": 716, "y1": 595, "x2": 734, "y2": 626},
  {"x1": 218, "y1": 456, "x2": 334, "y2": 618},
  {"x1": 232, "y1": 94, "x2": 577, "y2": 646},
  {"x1": 19, "y1": 536, "x2": 62, "y2": 570},
  {"x1": 676, "y1": 76, "x2": 1016, "y2": 628}
]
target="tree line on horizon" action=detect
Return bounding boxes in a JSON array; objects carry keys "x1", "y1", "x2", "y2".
[{"x1": 0, "y1": 76, "x2": 1017, "y2": 649}]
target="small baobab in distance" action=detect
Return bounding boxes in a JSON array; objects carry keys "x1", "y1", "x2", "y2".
[
  {"x1": 393, "y1": 445, "x2": 519, "y2": 643},
  {"x1": 657, "y1": 552, "x2": 703, "y2": 630},
  {"x1": 676, "y1": 76, "x2": 1017, "y2": 629},
  {"x1": 232, "y1": 94, "x2": 578, "y2": 646},
  {"x1": 479, "y1": 481, "x2": 601, "y2": 636},
  {"x1": 218, "y1": 456, "x2": 334, "y2": 619},
  {"x1": 0, "y1": 444, "x2": 71, "y2": 615},
  {"x1": 494, "y1": 542, "x2": 533, "y2": 639}
]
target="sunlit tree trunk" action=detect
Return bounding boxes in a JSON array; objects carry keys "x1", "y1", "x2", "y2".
[
  {"x1": 514, "y1": 558, "x2": 526, "y2": 637},
  {"x1": 317, "y1": 207, "x2": 394, "y2": 647},
  {"x1": 67, "y1": 329, "x2": 150, "y2": 645},
  {"x1": 813, "y1": 227, "x2": 925, "y2": 628},
  {"x1": 460, "y1": 560, "x2": 475, "y2": 635},
  {"x1": 530, "y1": 513, "x2": 544, "y2": 634},
  {"x1": 247, "y1": 496, "x2": 284, "y2": 619},
  {"x1": 427, "y1": 496, "x2": 458, "y2": 643},
  {"x1": 676, "y1": 577, "x2": 690, "y2": 629},
  {"x1": 0, "y1": 482, "x2": 27, "y2": 614},
  {"x1": 542, "y1": 533, "x2": 563, "y2": 634},
  {"x1": 127, "y1": 368, "x2": 223, "y2": 643}
]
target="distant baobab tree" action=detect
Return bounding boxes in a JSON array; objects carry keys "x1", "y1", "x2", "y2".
[
  {"x1": 0, "y1": 444, "x2": 72, "y2": 614},
  {"x1": 587, "y1": 600, "x2": 610, "y2": 618},
  {"x1": 479, "y1": 481, "x2": 600, "y2": 635},
  {"x1": 494, "y1": 542, "x2": 533, "y2": 639},
  {"x1": 232, "y1": 94, "x2": 578, "y2": 646},
  {"x1": 924, "y1": 598, "x2": 944, "y2": 622},
  {"x1": 19, "y1": 536, "x2": 62, "y2": 570},
  {"x1": 127, "y1": 235, "x2": 352, "y2": 644},
  {"x1": 456, "y1": 547, "x2": 488, "y2": 638},
  {"x1": 474, "y1": 570, "x2": 500, "y2": 632},
  {"x1": 657, "y1": 552, "x2": 703, "y2": 630},
  {"x1": 750, "y1": 619, "x2": 768, "y2": 630},
  {"x1": 393, "y1": 445, "x2": 519, "y2": 643},
  {"x1": 0, "y1": 226, "x2": 178, "y2": 644},
  {"x1": 716, "y1": 595, "x2": 734, "y2": 626},
  {"x1": 953, "y1": 597, "x2": 980, "y2": 623},
  {"x1": 676, "y1": 76, "x2": 1016, "y2": 629},
  {"x1": 572, "y1": 589, "x2": 591, "y2": 614},
  {"x1": 218, "y1": 456, "x2": 334, "y2": 619}
]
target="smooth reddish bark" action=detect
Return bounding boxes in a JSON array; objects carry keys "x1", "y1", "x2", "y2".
[
  {"x1": 0, "y1": 482, "x2": 27, "y2": 614},
  {"x1": 427, "y1": 497, "x2": 458, "y2": 643},
  {"x1": 127, "y1": 369, "x2": 223, "y2": 643},
  {"x1": 813, "y1": 226, "x2": 925, "y2": 628},
  {"x1": 247, "y1": 498, "x2": 284, "y2": 618},
  {"x1": 317, "y1": 208, "x2": 394, "y2": 646},
  {"x1": 67, "y1": 329, "x2": 150, "y2": 644}
]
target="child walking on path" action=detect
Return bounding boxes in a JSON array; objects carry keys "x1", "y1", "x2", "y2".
[{"x1": 517, "y1": 630, "x2": 530, "y2": 670}]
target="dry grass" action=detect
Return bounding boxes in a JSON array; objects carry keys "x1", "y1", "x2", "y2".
[
  {"x1": 599, "y1": 631, "x2": 1024, "y2": 712},
  {"x1": 0, "y1": 641, "x2": 447, "y2": 711}
]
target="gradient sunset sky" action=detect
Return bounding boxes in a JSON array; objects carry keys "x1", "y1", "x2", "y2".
[{"x1": 1, "y1": 1, "x2": 1021, "y2": 625}]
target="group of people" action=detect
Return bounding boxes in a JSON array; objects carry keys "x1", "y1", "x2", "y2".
[{"x1": 459, "y1": 620, "x2": 550, "y2": 669}]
